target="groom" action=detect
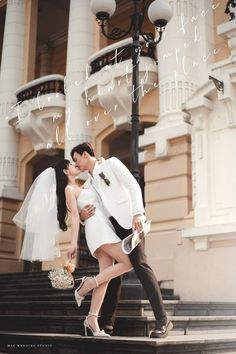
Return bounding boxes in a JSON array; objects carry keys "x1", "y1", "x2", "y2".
[{"x1": 71, "y1": 142, "x2": 172, "y2": 338}]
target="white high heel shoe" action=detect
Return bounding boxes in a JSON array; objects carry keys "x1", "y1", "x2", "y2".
[
  {"x1": 84, "y1": 313, "x2": 110, "y2": 337},
  {"x1": 74, "y1": 277, "x2": 87, "y2": 307},
  {"x1": 74, "y1": 276, "x2": 99, "y2": 307}
]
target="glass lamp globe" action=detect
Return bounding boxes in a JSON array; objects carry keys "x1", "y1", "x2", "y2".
[
  {"x1": 148, "y1": 0, "x2": 173, "y2": 28},
  {"x1": 90, "y1": 0, "x2": 116, "y2": 21}
]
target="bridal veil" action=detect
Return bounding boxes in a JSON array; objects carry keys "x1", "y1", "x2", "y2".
[{"x1": 13, "y1": 167, "x2": 61, "y2": 262}]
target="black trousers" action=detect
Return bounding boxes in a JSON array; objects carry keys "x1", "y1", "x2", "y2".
[{"x1": 99, "y1": 216, "x2": 167, "y2": 327}]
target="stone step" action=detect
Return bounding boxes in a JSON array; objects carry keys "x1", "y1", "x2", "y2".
[
  {"x1": 0, "y1": 269, "x2": 97, "y2": 283},
  {"x1": 1, "y1": 299, "x2": 236, "y2": 318},
  {"x1": 0, "y1": 269, "x2": 178, "y2": 301},
  {"x1": 0, "y1": 299, "x2": 158, "y2": 318},
  {"x1": 1, "y1": 331, "x2": 236, "y2": 354},
  {"x1": 0, "y1": 270, "x2": 49, "y2": 279},
  {"x1": 116, "y1": 315, "x2": 236, "y2": 337},
  {"x1": 0, "y1": 280, "x2": 175, "y2": 296},
  {"x1": 0, "y1": 268, "x2": 96, "y2": 278},
  {"x1": 0, "y1": 268, "x2": 150, "y2": 282},
  {"x1": 0, "y1": 293, "x2": 236, "y2": 316},
  {"x1": 172, "y1": 301, "x2": 236, "y2": 317},
  {"x1": 0, "y1": 286, "x2": 178, "y2": 302},
  {"x1": 1, "y1": 314, "x2": 236, "y2": 337}
]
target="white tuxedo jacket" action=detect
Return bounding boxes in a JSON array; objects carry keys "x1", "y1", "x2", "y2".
[{"x1": 83, "y1": 157, "x2": 145, "y2": 229}]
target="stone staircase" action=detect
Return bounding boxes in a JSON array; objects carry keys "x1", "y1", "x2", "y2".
[{"x1": 0, "y1": 269, "x2": 236, "y2": 353}]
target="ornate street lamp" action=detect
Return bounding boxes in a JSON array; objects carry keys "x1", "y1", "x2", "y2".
[{"x1": 90, "y1": 0, "x2": 172, "y2": 182}]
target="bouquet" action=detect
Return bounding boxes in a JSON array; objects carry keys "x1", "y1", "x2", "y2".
[{"x1": 48, "y1": 261, "x2": 76, "y2": 289}]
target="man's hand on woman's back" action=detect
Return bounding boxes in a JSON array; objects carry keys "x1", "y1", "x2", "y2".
[{"x1": 80, "y1": 204, "x2": 96, "y2": 221}]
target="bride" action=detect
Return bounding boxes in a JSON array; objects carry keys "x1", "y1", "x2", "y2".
[{"x1": 13, "y1": 159, "x2": 133, "y2": 337}]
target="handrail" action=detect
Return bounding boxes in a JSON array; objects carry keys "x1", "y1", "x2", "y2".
[
  {"x1": 89, "y1": 37, "x2": 156, "y2": 75},
  {"x1": 16, "y1": 74, "x2": 65, "y2": 103}
]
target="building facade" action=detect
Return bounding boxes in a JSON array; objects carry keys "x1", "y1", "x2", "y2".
[{"x1": 0, "y1": 0, "x2": 236, "y2": 302}]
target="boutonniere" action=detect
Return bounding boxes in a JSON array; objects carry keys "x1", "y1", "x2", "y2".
[{"x1": 99, "y1": 172, "x2": 110, "y2": 186}]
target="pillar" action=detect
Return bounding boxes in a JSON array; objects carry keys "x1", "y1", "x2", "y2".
[
  {"x1": 0, "y1": 0, "x2": 26, "y2": 198},
  {"x1": 65, "y1": 0, "x2": 93, "y2": 158}
]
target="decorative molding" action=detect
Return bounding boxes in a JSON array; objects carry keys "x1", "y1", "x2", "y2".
[
  {"x1": 138, "y1": 150, "x2": 147, "y2": 164},
  {"x1": 160, "y1": 81, "x2": 197, "y2": 116},
  {"x1": 224, "y1": 97, "x2": 236, "y2": 126},
  {"x1": 9, "y1": 92, "x2": 65, "y2": 153},
  {"x1": 181, "y1": 55, "x2": 236, "y2": 250},
  {"x1": 7, "y1": 0, "x2": 24, "y2": 7},
  {"x1": 191, "y1": 131, "x2": 196, "y2": 209},
  {"x1": 139, "y1": 121, "x2": 192, "y2": 159},
  {"x1": 0, "y1": 185, "x2": 23, "y2": 200},
  {"x1": 183, "y1": 97, "x2": 212, "y2": 224},
  {"x1": 213, "y1": 72, "x2": 236, "y2": 128},
  {"x1": 170, "y1": 0, "x2": 197, "y2": 19},
  {"x1": 182, "y1": 222, "x2": 236, "y2": 251},
  {"x1": 218, "y1": 19, "x2": 236, "y2": 61},
  {"x1": 66, "y1": 134, "x2": 92, "y2": 146},
  {"x1": 0, "y1": 156, "x2": 18, "y2": 182},
  {"x1": 7, "y1": 75, "x2": 66, "y2": 153},
  {"x1": 0, "y1": 102, "x2": 12, "y2": 119}
]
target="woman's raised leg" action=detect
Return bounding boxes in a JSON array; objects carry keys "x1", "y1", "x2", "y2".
[
  {"x1": 78, "y1": 242, "x2": 132, "y2": 297},
  {"x1": 86, "y1": 249, "x2": 113, "y2": 332},
  {"x1": 75, "y1": 242, "x2": 133, "y2": 336}
]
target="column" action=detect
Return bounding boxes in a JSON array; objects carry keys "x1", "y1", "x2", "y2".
[
  {"x1": 157, "y1": 0, "x2": 197, "y2": 125},
  {"x1": 140, "y1": 0, "x2": 214, "y2": 157},
  {"x1": 65, "y1": 0, "x2": 93, "y2": 158},
  {"x1": 0, "y1": 0, "x2": 26, "y2": 198}
]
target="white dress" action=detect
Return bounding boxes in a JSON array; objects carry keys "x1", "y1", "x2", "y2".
[{"x1": 77, "y1": 188, "x2": 121, "y2": 258}]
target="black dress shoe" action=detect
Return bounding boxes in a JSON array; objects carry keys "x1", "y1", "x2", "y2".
[
  {"x1": 149, "y1": 320, "x2": 173, "y2": 338},
  {"x1": 101, "y1": 325, "x2": 113, "y2": 335}
]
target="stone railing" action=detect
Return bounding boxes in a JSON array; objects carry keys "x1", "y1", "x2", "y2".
[
  {"x1": 89, "y1": 37, "x2": 156, "y2": 75},
  {"x1": 15, "y1": 74, "x2": 65, "y2": 103}
]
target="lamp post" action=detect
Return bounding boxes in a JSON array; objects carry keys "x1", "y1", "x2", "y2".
[{"x1": 90, "y1": 0, "x2": 172, "y2": 182}]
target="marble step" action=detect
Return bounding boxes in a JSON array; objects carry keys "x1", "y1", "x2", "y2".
[
  {"x1": 1, "y1": 331, "x2": 236, "y2": 354},
  {"x1": 0, "y1": 282, "x2": 175, "y2": 296},
  {"x1": 1, "y1": 314, "x2": 236, "y2": 337},
  {"x1": 0, "y1": 299, "x2": 236, "y2": 317},
  {"x1": 0, "y1": 269, "x2": 97, "y2": 283},
  {"x1": 0, "y1": 269, "x2": 178, "y2": 301},
  {"x1": 0, "y1": 299, "x2": 156, "y2": 317},
  {"x1": 0, "y1": 287, "x2": 179, "y2": 305},
  {"x1": 0, "y1": 280, "x2": 174, "y2": 296}
]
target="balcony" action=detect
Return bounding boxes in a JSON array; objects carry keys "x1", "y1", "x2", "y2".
[
  {"x1": 90, "y1": 39, "x2": 156, "y2": 75},
  {"x1": 16, "y1": 77, "x2": 64, "y2": 103},
  {"x1": 83, "y1": 37, "x2": 158, "y2": 129},
  {"x1": 8, "y1": 74, "x2": 65, "y2": 153}
]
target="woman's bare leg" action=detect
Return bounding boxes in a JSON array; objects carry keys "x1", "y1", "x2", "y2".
[
  {"x1": 86, "y1": 249, "x2": 113, "y2": 332},
  {"x1": 78, "y1": 242, "x2": 132, "y2": 296}
]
